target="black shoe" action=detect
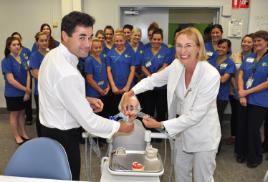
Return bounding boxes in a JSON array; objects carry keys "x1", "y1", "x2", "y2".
[
  {"x1": 247, "y1": 161, "x2": 261, "y2": 168},
  {"x1": 236, "y1": 156, "x2": 246, "y2": 163}
]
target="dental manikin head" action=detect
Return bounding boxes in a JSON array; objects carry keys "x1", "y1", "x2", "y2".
[
  {"x1": 113, "y1": 96, "x2": 146, "y2": 151},
  {"x1": 118, "y1": 95, "x2": 141, "y2": 122}
]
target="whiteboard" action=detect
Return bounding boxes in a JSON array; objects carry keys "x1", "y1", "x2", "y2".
[{"x1": 248, "y1": 0, "x2": 268, "y2": 33}]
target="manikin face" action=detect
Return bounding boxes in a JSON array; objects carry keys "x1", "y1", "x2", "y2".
[
  {"x1": 62, "y1": 25, "x2": 93, "y2": 58},
  {"x1": 123, "y1": 98, "x2": 140, "y2": 122}
]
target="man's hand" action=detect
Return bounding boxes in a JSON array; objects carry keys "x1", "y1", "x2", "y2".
[
  {"x1": 143, "y1": 117, "x2": 161, "y2": 129},
  {"x1": 118, "y1": 121, "x2": 134, "y2": 133},
  {"x1": 86, "y1": 97, "x2": 104, "y2": 113}
]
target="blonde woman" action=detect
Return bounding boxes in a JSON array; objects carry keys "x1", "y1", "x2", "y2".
[{"x1": 122, "y1": 27, "x2": 221, "y2": 182}]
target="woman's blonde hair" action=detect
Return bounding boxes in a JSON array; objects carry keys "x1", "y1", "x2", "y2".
[
  {"x1": 92, "y1": 37, "x2": 102, "y2": 44},
  {"x1": 114, "y1": 29, "x2": 125, "y2": 40},
  {"x1": 175, "y1": 27, "x2": 207, "y2": 61}
]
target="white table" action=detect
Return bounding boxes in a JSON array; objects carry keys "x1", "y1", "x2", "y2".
[
  {"x1": 0, "y1": 175, "x2": 87, "y2": 182},
  {"x1": 100, "y1": 159, "x2": 160, "y2": 182}
]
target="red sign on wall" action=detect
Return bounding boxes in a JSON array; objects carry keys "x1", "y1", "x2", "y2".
[
  {"x1": 232, "y1": 0, "x2": 250, "y2": 9},
  {"x1": 239, "y1": 0, "x2": 250, "y2": 8},
  {"x1": 232, "y1": 0, "x2": 240, "y2": 9}
]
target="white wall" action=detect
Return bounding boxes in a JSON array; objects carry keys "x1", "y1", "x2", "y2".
[
  {"x1": 0, "y1": 0, "x2": 258, "y2": 108},
  {"x1": 0, "y1": 0, "x2": 62, "y2": 108},
  {"x1": 83, "y1": 0, "x2": 249, "y2": 52}
]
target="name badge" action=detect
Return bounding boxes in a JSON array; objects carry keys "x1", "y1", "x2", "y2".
[
  {"x1": 98, "y1": 81, "x2": 104, "y2": 86},
  {"x1": 246, "y1": 58, "x2": 254, "y2": 63},
  {"x1": 145, "y1": 61, "x2": 152, "y2": 67},
  {"x1": 246, "y1": 76, "x2": 254, "y2": 89},
  {"x1": 220, "y1": 63, "x2": 227, "y2": 69},
  {"x1": 207, "y1": 52, "x2": 213, "y2": 57}
]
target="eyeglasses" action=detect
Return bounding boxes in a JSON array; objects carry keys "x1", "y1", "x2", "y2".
[{"x1": 175, "y1": 43, "x2": 195, "y2": 50}]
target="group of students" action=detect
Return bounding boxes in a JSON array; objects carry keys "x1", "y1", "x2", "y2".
[
  {"x1": 1, "y1": 23, "x2": 59, "y2": 144},
  {"x1": 2, "y1": 19, "x2": 268, "y2": 172},
  {"x1": 205, "y1": 24, "x2": 268, "y2": 168}
]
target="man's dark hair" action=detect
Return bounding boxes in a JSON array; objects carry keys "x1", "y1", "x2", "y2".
[{"x1": 61, "y1": 11, "x2": 95, "y2": 37}]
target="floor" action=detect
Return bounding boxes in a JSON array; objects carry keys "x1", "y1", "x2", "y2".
[{"x1": 0, "y1": 113, "x2": 268, "y2": 182}]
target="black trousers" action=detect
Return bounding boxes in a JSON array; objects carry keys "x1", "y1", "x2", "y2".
[
  {"x1": 24, "y1": 97, "x2": 33, "y2": 121},
  {"x1": 34, "y1": 95, "x2": 41, "y2": 137},
  {"x1": 25, "y1": 79, "x2": 33, "y2": 122},
  {"x1": 229, "y1": 95, "x2": 238, "y2": 137},
  {"x1": 216, "y1": 100, "x2": 228, "y2": 152},
  {"x1": 235, "y1": 104, "x2": 267, "y2": 164},
  {"x1": 41, "y1": 124, "x2": 81, "y2": 180},
  {"x1": 262, "y1": 112, "x2": 268, "y2": 151}
]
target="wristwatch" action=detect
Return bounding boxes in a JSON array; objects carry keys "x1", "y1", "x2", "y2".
[{"x1": 160, "y1": 122, "x2": 165, "y2": 130}]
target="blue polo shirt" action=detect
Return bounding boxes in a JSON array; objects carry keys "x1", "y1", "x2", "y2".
[
  {"x1": 142, "y1": 45, "x2": 170, "y2": 73},
  {"x1": 29, "y1": 51, "x2": 45, "y2": 95},
  {"x1": 106, "y1": 47, "x2": 135, "y2": 89},
  {"x1": 84, "y1": 55, "x2": 109, "y2": 98},
  {"x1": 209, "y1": 56, "x2": 236, "y2": 101},
  {"x1": 2, "y1": 54, "x2": 28, "y2": 97},
  {"x1": 205, "y1": 41, "x2": 218, "y2": 61},
  {"x1": 240, "y1": 53, "x2": 268, "y2": 108}
]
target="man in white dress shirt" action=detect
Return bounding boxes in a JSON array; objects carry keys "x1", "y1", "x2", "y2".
[{"x1": 38, "y1": 11, "x2": 134, "y2": 180}]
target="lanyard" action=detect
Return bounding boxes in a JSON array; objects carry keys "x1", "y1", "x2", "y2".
[{"x1": 251, "y1": 50, "x2": 268, "y2": 75}]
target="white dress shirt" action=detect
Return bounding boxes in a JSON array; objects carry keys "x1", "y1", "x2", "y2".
[{"x1": 38, "y1": 43, "x2": 119, "y2": 138}]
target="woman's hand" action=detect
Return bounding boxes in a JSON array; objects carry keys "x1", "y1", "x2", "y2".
[
  {"x1": 111, "y1": 86, "x2": 120, "y2": 95},
  {"x1": 121, "y1": 85, "x2": 130, "y2": 93},
  {"x1": 239, "y1": 89, "x2": 249, "y2": 98},
  {"x1": 25, "y1": 88, "x2": 32, "y2": 94},
  {"x1": 103, "y1": 86, "x2": 110, "y2": 95},
  {"x1": 86, "y1": 97, "x2": 104, "y2": 113},
  {"x1": 142, "y1": 117, "x2": 161, "y2": 129},
  {"x1": 23, "y1": 93, "x2": 30, "y2": 102},
  {"x1": 239, "y1": 97, "x2": 247, "y2": 107}
]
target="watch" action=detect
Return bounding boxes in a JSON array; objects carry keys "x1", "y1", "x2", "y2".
[{"x1": 160, "y1": 122, "x2": 165, "y2": 130}]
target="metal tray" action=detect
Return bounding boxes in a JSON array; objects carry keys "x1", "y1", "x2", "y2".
[{"x1": 108, "y1": 150, "x2": 164, "y2": 176}]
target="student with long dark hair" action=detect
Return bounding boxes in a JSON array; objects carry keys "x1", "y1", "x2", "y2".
[
  {"x1": 31, "y1": 23, "x2": 59, "y2": 52},
  {"x1": 1, "y1": 37, "x2": 31, "y2": 145}
]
